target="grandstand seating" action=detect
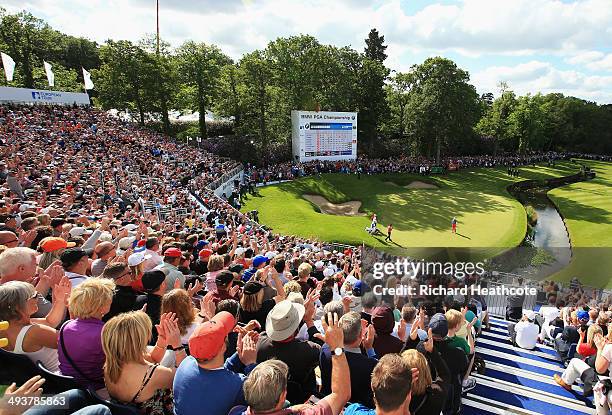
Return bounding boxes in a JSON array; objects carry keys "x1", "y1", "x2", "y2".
[{"x1": 463, "y1": 315, "x2": 595, "y2": 415}]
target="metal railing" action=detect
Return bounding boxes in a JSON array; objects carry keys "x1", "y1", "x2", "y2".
[
  {"x1": 207, "y1": 164, "x2": 243, "y2": 192},
  {"x1": 482, "y1": 279, "x2": 539, "y2": 318}
]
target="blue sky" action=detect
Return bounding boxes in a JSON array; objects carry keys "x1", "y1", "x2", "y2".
[{"x1": 4, "y1": 0, "x2": 612, "y2": 103}]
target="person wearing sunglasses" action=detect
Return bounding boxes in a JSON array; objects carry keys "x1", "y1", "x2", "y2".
[{"x1": 101, "y1": 262, "x2": 141, "y2": 322}]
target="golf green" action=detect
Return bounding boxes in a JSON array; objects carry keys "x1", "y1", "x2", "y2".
[
  {"x1": 548, "y1": 160, "x2": 612, "y2": 287},
  {"x1": 241, "y1": 163, "x2": 580, "y2": 256}
]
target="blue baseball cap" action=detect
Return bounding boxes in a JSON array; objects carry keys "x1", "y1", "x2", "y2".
[
  {"x1": 352, "y1": 280, "x2": 368, "y2": 297},
  {"x1": 252, "y1": 255, "x2": 268, "y2": 268},
  {"x1": 577, "y1": 310, "x2": 589, "y2": 321},
  {"x1": 429, "y1": 313, "x2": 448, "y2": 339}
]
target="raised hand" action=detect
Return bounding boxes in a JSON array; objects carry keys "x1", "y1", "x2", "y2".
[
  {"x1": 40, "y1": 261, "x2": 65, "y2": 287},
  {"x1": 342, "y1": 296, "x2": 352, "y2": 313},
  {"x1": 362, "y1": 323, "x2": 375, "y2": 350},
  {"x1": 186, "y1": 280, "x2": 203, "y2": 297},
  {"x1": 410, "y1": 315, "x2": 420, "y2": 341},
  {"x1": 238, "y1": 331, "x2": 258, "y2": 366},
  {"x1": 52, "y1": 276, "x2": 71, "y2": 306},
  {"x1": 155, "y1": 316, "x2": 168, "y2": 348},
  {"x1": 18, "y1": 229, "x2": 38, "y2": 247},
  {"x1": 1, "y1": 375, "x2": 46, "y2": 414},
  {"x1": 424, "y1": 328, "x2": 434, "y2": 353},
  {"x1": 315, "y1": 312, "x2": 344, "y2": 349},
  {"x1": 229, "y1": 284, "x2": 241, "y2": 298},
  {"x1": 303, "y1": 289, "x2": 320, "y2": 325},
  {"x1": 397, "y1": 318, "x2": 407, "y2": 341},
  {"x1": 199, "y1": 295, "x2": 216, "y2": 320},
  {"x1": 244, "y1": 320, "x2": 261, "y2": 332},
  {"x1": 594, "y1": 333, "x2": 607, "y2": 351},
  {"x1": 100, "y1": 217, "x2": 111, "y2": 231},
  {"x1": 418, "y1": 308, "x2": 426, "y2": 329},
  {"x1": 164, "y1": 314, "x2": 181, "y2": 349}
]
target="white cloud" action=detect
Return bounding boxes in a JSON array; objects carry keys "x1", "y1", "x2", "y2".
[
  {"x1": 3, "y1": 0, "x2": 612, "y2": 102},
  {"x1": 472, "y1": 61, "x2": 612, "y2": 102},
  {"x1": 586, "y1": 54, "x2": 612, "y2": 72},
  {"x1": 380, "y1": 0, "x2": 612, "y2": 57},
  {"x1": 566, "y1": 51, "x2": 605, "y2": 65}
]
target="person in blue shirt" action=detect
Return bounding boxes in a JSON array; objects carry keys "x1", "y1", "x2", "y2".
[
  {"x1": 344, "y1": 354, "x2": 413, "y2": 415},
  {"x1": 215, "y1": 220, "x2": 227, "y2": 240},
  {"x1": 172, "y1": 311, "x2": 258, "y2": 415},
  {"x1": 241, "y1": 255, "x2": 268, "y2": 282}
]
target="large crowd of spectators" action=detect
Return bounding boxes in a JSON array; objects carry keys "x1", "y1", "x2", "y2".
[
  {"x1": 0, "y1": 103, "x2": 611, "y2": 415},
  {"x1": 240, "y1": 151, "x2": 609, "y2": 186}
]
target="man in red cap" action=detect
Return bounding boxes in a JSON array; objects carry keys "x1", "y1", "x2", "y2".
[
  {"x1": 154, "y1": 246, "x2": 185, "y2": 293},
  {"x1": 191, "y1": 247, "x2": 213, "y2": 275},
  {"x1": 173, "y1": 311, "x2": 259, "y2": 415}
]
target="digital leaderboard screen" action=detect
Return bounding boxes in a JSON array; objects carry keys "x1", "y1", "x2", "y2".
[{"x1": 291, "y1": 111, "x2": 357, "y2": 162}]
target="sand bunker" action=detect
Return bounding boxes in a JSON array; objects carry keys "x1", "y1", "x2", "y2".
[
  {"x1": 384, "y1": 180, "x2": 439, "y2": 189},
  {"x1": 405, "y1": 180, "x2": 438, "y2": 189},
  {"x1": 303, "y1": 194, "x2": 363, "y2": 216}
]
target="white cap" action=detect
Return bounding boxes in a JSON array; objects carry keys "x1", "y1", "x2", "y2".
[
  {"x1": 123, "y1": 223, "x2": 138, "y2": 231},
  {"x1": 99, "y1": 231, "x2": 113, "y2": 242},
  {"x1": 323, "y1": 267, "x2": 335, "y2": 278},
  {"x1": 69, "y1": 227, "x2": 93, "y2": 238},
  {"x1": 265, "y1": 251, "x2": 277, "y2": 259},
  {"x1": 128, "y1": 252, "x2": 152, "y2": 267},
  {"x1": 235, "y1": 247, "x2": 246, "y2": 256},
  {"x1": 315, "y1": 261, "x2": 324, "y2": 270},
  {"x1": 117, "y1": 236, "x2": 136, "y2": 253},
  {"x1": 525, "y1": 311, "x2": 536, "y2": 321}
]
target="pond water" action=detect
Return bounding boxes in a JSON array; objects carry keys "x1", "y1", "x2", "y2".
[
  {"x1": 512, "y1": 187, "x2": 571, "y2": 249},
  {"x1": 496, "y1": 182, "x2": 575, "y2": 280}
]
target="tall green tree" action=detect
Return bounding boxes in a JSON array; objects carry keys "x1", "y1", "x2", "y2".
[
  {"x1": 215, "y1": 63, "x2": 244, "y2": 129},
  {"x1": 507, "y1": 94, "x2": 544, "y2": 154},
  {"x1": 475, "y1": 89, "x2": 516, "y2": 155},
  {"x1": 94, "y1": 40, "x2": 152, "y2": 125},
  {"x1": 0, "y1": 10, "x2": 55, "y2": 88},
  {"x1": 139, "y1": 36, "x2": 179, "y2": 135},
  {"x1": 364, "y1": 28, "x2": 387, "y2": 62},
  {"x1": 267, "y1": 35, "x2": 324, "y2": 111},
  {"x1": 237, "y1": 50, "x2": 278, "y2": 157},
  {"x1": 385, "y1": 71, "x2": 414, "y2": 141},
  {"x1": 356, "y1": 58, "x2": 389, "y2": 154},
  {"x1": 355, "y1": 29, "x2": 390, "y2": 154},
  {"x1": 176, "y1": 41, "x2": 231, "y2": 139},
  {"x1": 317, "y1": 46, "x2": 361, "y2": 111},
  {"x1": 407, "y1": 57, "x2": 481, "y2": 163}
]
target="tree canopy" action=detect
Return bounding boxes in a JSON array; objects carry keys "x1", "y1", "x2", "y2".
[{"x1": 1, "y1": 9, "x2": 611, "y2": 160}]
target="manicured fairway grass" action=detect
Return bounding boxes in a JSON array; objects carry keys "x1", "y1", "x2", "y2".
[
  {"x1": 241, "y1": 162, "x2": 579, "y2": 259},
  {"x1": 548, "y1": 160, "x2": 612, "y2": 287}
]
